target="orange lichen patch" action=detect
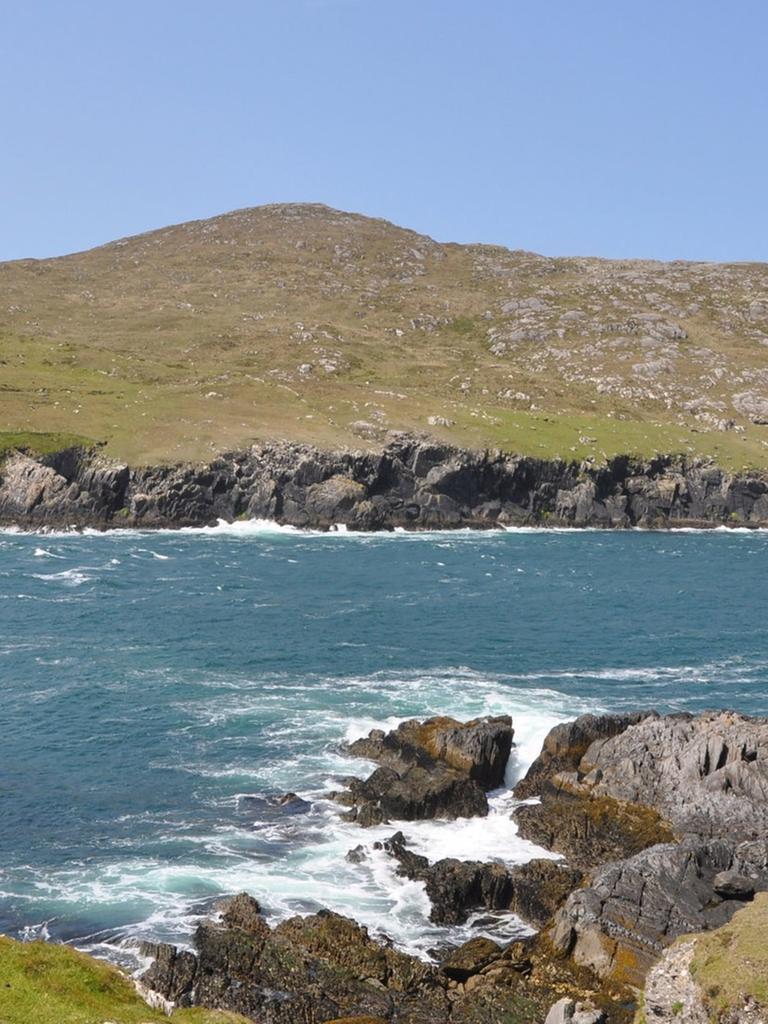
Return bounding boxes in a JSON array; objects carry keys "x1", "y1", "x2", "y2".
[
  {"x1": 610, "y1": 943, "x2": 648, "y2": 989},
  {"x1": 413, "y1": 716, "x2": 484, "y2": 773}
]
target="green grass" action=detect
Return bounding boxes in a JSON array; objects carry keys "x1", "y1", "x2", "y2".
[
  {"x1": 0, "y1": 936, "x2": 249, "y2": 1024},
  {"x1": 448, "y1": 407, "x2": 768, "y2": 471},
  {"x1": 0, "y1": 431, "x2": 95, "y2": 459},
  {"x1": 689, "y1": 893, "x2": 768, "y2": 1016},
  {"x1": 0, "y1": 203, "x2": 766, "y2": 466}
]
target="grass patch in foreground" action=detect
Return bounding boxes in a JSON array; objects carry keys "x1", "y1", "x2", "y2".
[
  {"x1": 0, "y1": 431, "x2": 95, "y2": 459},
  {"x1": 690, "y1": 893, "x2": 768, "y2": 1015},
  {"x1": 0, "y1": 936, "x2": 248, "y2": 1024}
]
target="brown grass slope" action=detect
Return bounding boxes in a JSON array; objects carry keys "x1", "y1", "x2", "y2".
[{"x1": 0, "y1": 202, "x2": 766, "y2": 465}]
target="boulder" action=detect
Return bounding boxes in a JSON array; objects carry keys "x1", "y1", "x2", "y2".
[
  {"x1": 713, "y1": 870, "x2": 755, "y2": 900},
  {"x1": 305, "y1": 475, "x2": 367, "y2": 523},
  {"x1": 139, "y1": 941, "x2": 197, "y2": 1006},
  {"x1": 545, "y1": 998, "x2": 604, "y2": 1024},
  {"x1": 339, "y1": 765, "x2": 489, "y2": 825},
  {"x1": 218, "y1": 892, "x2": 269, "y2": 935},
  {"x1": 238, "y1": 791, "x2": 312, "y2": 818},
  {"x1": 348, "y1": 715, "x2": 514, "y2": 789},
  {"x1": 373, "y1": 833, "x2": 578, "y2": 928},
  {"x1": 440, "y1": 937, "x2": 503, "y2": 981},
  {"x1": 338, "y1": 715, "x2": 513, "y2": 824},
  {"x1": 372, "y1": 831, "x2": 430, "y2": 878},
  {"x1": 545, "y1": 997, "x2": 576, "y2": 1024},
  {"x1": 506, "y1": 859, "x2": 583, "y2": 929},
  {"x1": 423, "y1": 858, "x2": 514, "y2": 925}
]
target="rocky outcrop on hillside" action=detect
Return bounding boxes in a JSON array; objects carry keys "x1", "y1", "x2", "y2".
[
  {"x1": 2, "y1": 436, "x2": 768, "y2": 530},
  {"x1": 551, "y1": 836, "x2": 768, "y2": 987},
  {"x1": 513, "y1": 713, "x2": 648, "y2": 799},
  {"x1": 513, "y1": 792, "x2": 674, "y2": 870}
]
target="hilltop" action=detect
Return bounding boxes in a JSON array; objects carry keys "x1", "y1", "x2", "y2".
[{"x1": 1, "y1": 203, "x2": 767, "y2": 466}]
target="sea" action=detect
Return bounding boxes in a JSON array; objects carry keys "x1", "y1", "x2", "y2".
[{"x1": 1, "y1": 522, "x2": 767, "y2": 968}]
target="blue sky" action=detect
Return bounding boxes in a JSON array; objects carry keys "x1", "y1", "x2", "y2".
[{"x1": 1, "y1": 0, "x2": 766, "y2": 262}]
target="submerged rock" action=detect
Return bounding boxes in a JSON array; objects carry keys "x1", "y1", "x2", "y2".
[
  {"x1": 440, "y1": 937, "x2": 503, "y2": 981},
  {"x1": 238, "y1": 791, "x2": 312, "y2": 816}
]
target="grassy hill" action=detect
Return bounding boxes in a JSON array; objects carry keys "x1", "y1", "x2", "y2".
[
  {"x1": 0, "y1": 935, "x2": 247, "y2": 1024},
  {"x1": 1, "y1": 203, "x2": 767, "y2": 467}
]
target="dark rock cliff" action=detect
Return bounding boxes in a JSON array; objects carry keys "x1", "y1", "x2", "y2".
[{"x1": 1, "y1": 436, "x2": 768, "y2": 531}]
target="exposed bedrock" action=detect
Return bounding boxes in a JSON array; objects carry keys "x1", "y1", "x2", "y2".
[
  {"x1": 2, "y1": 435, "x2": 768, "y2": 530},
  {"x1": 514, "y1": 710, "x2": 768, "y2": 989},
  {"x1": 142, "y1": 895, "x2": 450, "y2": 1024},
  {"x1": 513, "y1": 712, "x2": 648, "y2": 801},
  {"x1": 513, "y1": 794, "x2": 675, "y2": 871},
  {"x1": 335, "y1": 715, "x2": 513, "y2": 825},
  {"x1": 551, "y1": 836, "x2": 768, "y2": 988},
  {"x1": 518, "y1": 709, "x2": 768, "y2": 841},
  {"x1": 142, "y1": 894, "x2": 629, "y2": 1024}
]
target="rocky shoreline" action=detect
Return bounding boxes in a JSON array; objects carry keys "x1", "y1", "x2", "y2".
[
  {"x1": 135, "y1": 709, "x2": 768, "y2": 1024},
  {"x1": 2, "y1": 435, "x2": 768, "y2": 531}
]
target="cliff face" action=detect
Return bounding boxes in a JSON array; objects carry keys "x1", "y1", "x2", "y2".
[{"x1": 1, "y1": 437, "x2": 768, "y2": 531}]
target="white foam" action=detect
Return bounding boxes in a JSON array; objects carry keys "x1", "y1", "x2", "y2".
[
  {"x1": 177, "y1": 518, "x2": 302, "y2": 537},
  {"x1": 5, "y1": 692, "x2": 570, "y2": 962},
  {"x1": 32, "y1": 567, "x2": 92, "y2": 586},
  {"x1": 4, "y1": 518, "x2": 768, "y2": 540}
]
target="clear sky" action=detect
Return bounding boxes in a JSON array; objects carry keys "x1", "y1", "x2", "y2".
[{"x1": 2, "y1": 0, "x2": 766, "y2": 262}]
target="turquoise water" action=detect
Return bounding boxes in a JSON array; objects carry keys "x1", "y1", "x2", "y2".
[{"x1": 1, "y1": 523, "x2": 767, "y2": 963}]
